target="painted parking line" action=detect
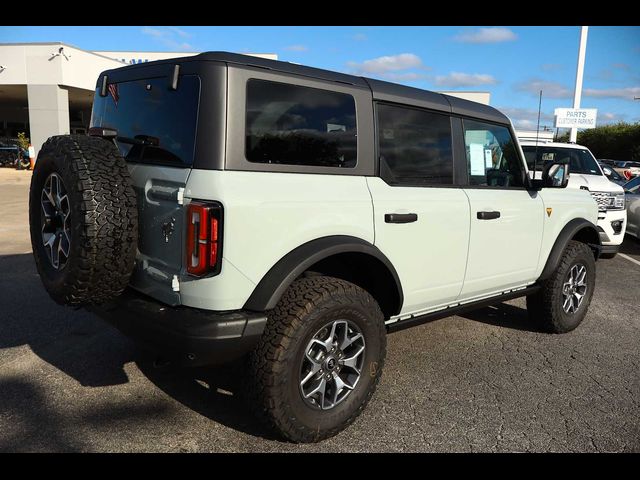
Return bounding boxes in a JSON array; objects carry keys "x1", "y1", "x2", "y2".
[{"x1": 619, "y1": 253, "x2": 640, "y2": 267}]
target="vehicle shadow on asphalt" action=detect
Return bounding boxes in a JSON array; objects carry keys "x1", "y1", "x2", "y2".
[
  {"x1": 0, "y1": 253, "x2": 133, "y2": 388},
  {"x1": 456, "y1": 302, "x2": 543, "y2": 332},
  {"x1": 0, "y1": 253, "x2": 279, "y2": 442},
  {"x1": 620, "y1": 234, "x2": 640, "y2": 256},
  {"x1": 135, "y1": 355, "x2": 280, "y2": 441},
  {"x1": 0, "y1": 377, "x2": 84, "y2": 452}
]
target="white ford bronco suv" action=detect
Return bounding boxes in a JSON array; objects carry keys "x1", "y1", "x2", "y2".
[
  {"x1": 521, "y1": 141, "x2": 626, "y2": 258},
  {"x1": 29, "y1": 52, "x2": 601, "y2": 443}
]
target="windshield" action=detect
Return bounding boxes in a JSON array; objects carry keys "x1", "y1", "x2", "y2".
[
  {"x1": 90, "y1": 75, "x2": 200, "y2": 167},
  {"x1": 522, "y1": 145, "x2": 602, "y2": 176}
]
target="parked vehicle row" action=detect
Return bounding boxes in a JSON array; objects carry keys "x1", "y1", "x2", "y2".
[
  {"x1": 599, "y1": 162, "x2": 627, "y2": 186},
  {"x1": 521, "y1": 142, "x2": 626, "y2": 258},
  {"x1": 623, "y1": 175, "x2": 640, "y2": 240},
  {"x1": 599, "y1": 159, "x2": 640, "y2": 181}
]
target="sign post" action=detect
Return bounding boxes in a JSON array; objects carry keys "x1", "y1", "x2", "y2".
[{"x1": 570, "y1": 26, "x2": 589, "y2": 143}]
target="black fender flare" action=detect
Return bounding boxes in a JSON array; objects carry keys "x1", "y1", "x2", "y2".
[
  {"x1": 243, "y1": 235, "x2": 404, "y2": 313},
  {"x1": 537, "y1": 218, "x2": 601, "y2": 282}
]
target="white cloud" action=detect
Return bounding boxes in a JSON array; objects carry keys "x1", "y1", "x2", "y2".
[
  {"x1": 141, "y1": 26, "x2": 193, "y2": 51},
  {"x1": 352, "y1": 33, "x2": 368, "y2": 41},
  {"x1": 168, "y1": 27, "x2": 192, "y2": 38},
  {"x1": 141, "y1": 27, "x2": 164, "y2": 38},
  {"x1": 381, "y1": 72, "x2": 430, "y2": 81},
  {"x1": 516, "y1": 79, "x2": 573, "y2": 99},
  {"x1": 284, "y1": 45, "x2": 308, "y2": 52},
  {"x1": 584, "y1": 86, "x2": 640, "y2": 99},
  {"x1": 454, "y1": 27, "x2": 517, "y2": 44},
  {"x1": 434, "y1": 72, "x2": 497, "y2": 87},
  {"x1": 512, "y1": 119, "x2": 537, "y2": 129},
  {"x1": 498, "y1": 106, "x2": 555, "y2": 129},
  {"x1": 348, "y1": 53, "x2": 423, "y2": 74},
  {"x1": 599, "y1": 112, "x2": 629, "y2": 124}
]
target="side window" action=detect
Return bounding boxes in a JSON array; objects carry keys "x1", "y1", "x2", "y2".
[
  {"x1": 377, "y1": 103, "x2": 453, "y2": 185},
  {"x1": 245, "y1": 79, "x2": 357, "y2": 168},
  {"x1": 463, "y1": 119, "x2": 525, "y2": 187}
]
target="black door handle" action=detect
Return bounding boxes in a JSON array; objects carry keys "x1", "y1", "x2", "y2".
[
  {"x1": 477, "y1": 211, "x2": 501, "y2": 220},
  {"x1": 385, "y1": 213, "x2": 418, "y2": 224}
]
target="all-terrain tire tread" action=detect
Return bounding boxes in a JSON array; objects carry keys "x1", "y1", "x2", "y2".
[
  {"x1": 246, "y1": 276, "x2": 386, "y2": 443},
  {"x1": 526, "y1": 240, "x2": 595, "y2": 333},
  {"x1": 29, "y1": 135, "x2": 138, "y2": 306}
]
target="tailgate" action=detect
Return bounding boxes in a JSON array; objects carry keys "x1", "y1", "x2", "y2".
[{"x1": 127, "y1": 164, "x2": 190, "y2": 305}]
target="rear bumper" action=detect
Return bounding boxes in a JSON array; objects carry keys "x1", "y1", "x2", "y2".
[{"x1": 90, "y1": 288, "x2": 267, "y2": 367}]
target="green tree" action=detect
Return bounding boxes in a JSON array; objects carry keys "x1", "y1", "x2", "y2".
[
  {"x1": 17, "y1": 132, "x2": 30, "y2": 151},
  {"x1": 554, "y1": 122, "x2": 640, "y2": 160}
]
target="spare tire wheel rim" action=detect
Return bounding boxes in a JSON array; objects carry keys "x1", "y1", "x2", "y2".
[
  {"x1": 562, "y1": 263, "x2": 587, "y2": 314},
  {"x1": 299, "y1": 319, "x2": 366, "y2": 411},
  {"x1": 41, "y1": 173, "x2": 71, "y2": 270}
]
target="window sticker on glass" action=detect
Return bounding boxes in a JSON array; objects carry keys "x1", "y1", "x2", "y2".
[
  {"x1": 327, "y1": 123, "x2": 346, "y2": 133},
  {"x1": 383, "y1": 128, "x2": 394, "y2": 140},
  {"x1": 484, "y1": 148, "x2": 493, "y2": 168},
  {"x1": 469, "y1": 144, "x2": 486, "y2": 176},
  {"x1": 542, "y1": 152, "x2": 555, "y2": 161}
]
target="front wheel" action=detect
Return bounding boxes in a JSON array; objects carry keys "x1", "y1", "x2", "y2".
[
  {"x1": 527, "y1": 240, "x2": 596, "y2": 333},
  {"x1": 247, "y1": 276, "x2": 386, "y2": 443}
]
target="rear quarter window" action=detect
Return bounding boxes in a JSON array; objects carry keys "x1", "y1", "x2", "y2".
[{"x1": 245, "y1": 79, "x2": 357, "y2": 168}]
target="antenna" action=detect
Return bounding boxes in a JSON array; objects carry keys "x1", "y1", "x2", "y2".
[{"x1": 534, "y1": 89, "x2": 542, "y2": 179}]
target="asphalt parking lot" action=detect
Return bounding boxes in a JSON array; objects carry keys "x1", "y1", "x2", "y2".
[{"x1": 1, "y1": 167, "x2": 639, "y2": 452}]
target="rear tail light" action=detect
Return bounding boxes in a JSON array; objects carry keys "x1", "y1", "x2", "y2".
[{"x1": 186, "y1": 201, "x2": 223, "y2": 276}]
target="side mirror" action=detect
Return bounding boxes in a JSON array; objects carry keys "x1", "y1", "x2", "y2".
[{"x1": 541, "y1": 160, "x2": 569, "y2": 188}]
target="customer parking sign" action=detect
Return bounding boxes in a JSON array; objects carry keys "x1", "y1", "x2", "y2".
[{"x1": 554, "y1": 108, "x2": 598, "y2": 129}]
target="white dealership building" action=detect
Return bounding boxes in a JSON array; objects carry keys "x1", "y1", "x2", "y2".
[
  {"x1": 0, "y1": 42, "x2": 489, "y2": 157},
  {"x1": 0, "y1": 42, "x2": 276, "y2": 155}
]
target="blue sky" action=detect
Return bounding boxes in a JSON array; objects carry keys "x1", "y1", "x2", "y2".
[{"x1": 4, "y1": 26, "x2": 640, "y2": 129}]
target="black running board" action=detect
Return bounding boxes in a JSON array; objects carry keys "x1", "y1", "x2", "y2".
[{"x1": 386, "y1": 285, "x2": 540, "y2": 333}]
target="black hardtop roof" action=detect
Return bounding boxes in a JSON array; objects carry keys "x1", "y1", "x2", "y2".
[{"x1": 99, "y1": 51, "x2": 509, "y2": 125}]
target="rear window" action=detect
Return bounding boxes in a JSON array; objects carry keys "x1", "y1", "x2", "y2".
[
  {"x1": 522, "y1": 146, "x2": 602, "y2": 176},
  {"x1": 245, "y1": 79, "x2": 357, "y2": 168},
  {"x1": 90, "y1": 75, "x2": 200, "y2": 167}
]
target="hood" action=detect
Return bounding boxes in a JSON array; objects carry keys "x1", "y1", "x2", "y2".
[{"x1": 567, "y1": 173, "x2": 624, "y2": 193}]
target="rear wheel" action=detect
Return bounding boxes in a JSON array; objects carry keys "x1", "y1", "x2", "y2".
[
  {"x1": 247, "y1": 276, "x2": 386, "y2": 442},
  {"x1": 527, "y1": 240, "x2": 596, "y2": 333},
  {"x1": 28, "y1": 135, "x2": 138, "y2": 306}
]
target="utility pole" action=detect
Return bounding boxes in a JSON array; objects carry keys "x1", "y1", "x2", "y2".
[{"x1": 570, "y1": 26, "x2": 589, "y2": 143}]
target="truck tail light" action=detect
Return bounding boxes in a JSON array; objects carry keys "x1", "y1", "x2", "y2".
[{"x1": 186, "y1": 201, "x2": 223, "y2": 276}]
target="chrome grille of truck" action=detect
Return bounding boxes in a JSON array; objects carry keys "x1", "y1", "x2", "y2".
[{"x1": 590, "y1": 191, "x2": 612, "y2": 212}]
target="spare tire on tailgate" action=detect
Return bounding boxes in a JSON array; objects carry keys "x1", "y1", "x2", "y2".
[{"x1": 29, "y1": 135, "x2": 138, "y2": 306}]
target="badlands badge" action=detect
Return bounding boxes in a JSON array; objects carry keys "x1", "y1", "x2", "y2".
[{"x1": 546, "y1": 208, "x2": 553, "y2": 217}]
